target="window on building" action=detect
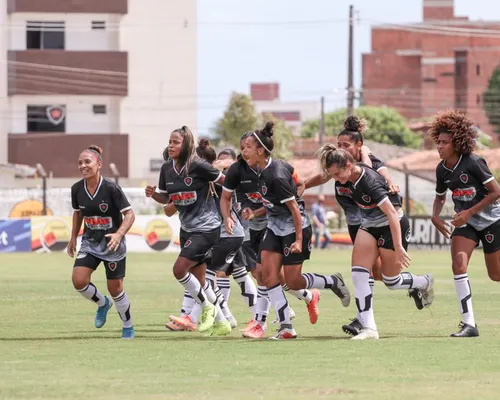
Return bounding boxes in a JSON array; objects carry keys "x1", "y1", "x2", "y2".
[
  {"x1": 91, "y1": 21, "x2": 106, "y2": 30},
  {"x1": 26, "y1": 21, "x2": 65, "y2": 50},
  {"x1": 92, "y1": 105, "x2": 107, "y2": 114},
  {"x1": 27, "y1": 105, "x2": 66, "y2": 133},
  {"x1": 476, "y1": 64, "x2": 481, "y2": 76}
]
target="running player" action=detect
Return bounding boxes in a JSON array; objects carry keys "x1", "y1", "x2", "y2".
[
  {"x1": 145, "y1": 126, "x2": 231, "y2": 336},
  {"x1": 68, "y1": 145, "x2": 136, "y2": 339},
  {"x1": 318, "y1": 143, "x2": 434, "y2": 340},
  {"x1": 303, "y1": 116, "x2": 423, "y2": 337},
  {"x1": 237, "y1": 122, "x2": 351, "y2": 339},
  {"x1": 430, "y1": 110, "x2": 500, "y2": 337}
]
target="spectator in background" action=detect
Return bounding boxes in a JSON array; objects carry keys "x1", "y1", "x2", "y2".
[{"x1": 312, "y1": 195, "x2": 330, "y2": 249}]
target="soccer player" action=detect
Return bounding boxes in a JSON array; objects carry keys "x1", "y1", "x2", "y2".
[
  {"x1": 68, "y1": 145, "x2": 136, "y2": 339},
  {"x1": 303, "y1": 116, "x2": 423, "y2": 337},
  {"x1": 145, "y1": 126, "x2": 231, "y2": 336},
  {"x1": 318, "y1": 143, "x2": 435, "y2": 340},
  {"x1": 235, "y1": 122, "x2": 351, "y2": 339},
  {"x1": 430, "y1": 110, "x2": 500, "y2": 337}
]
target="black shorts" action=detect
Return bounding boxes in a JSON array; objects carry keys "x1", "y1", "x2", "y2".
[
  {"x1": 179, "y1": 227, "x2": 220, "y2": 263},
  {"x1": 260, "y1": 225, "x2": 313, "y2": 266},
  {"x1": 361, "y1": 215, "x2": 410, "y2": 251},
  {"x1": 74, "y1": 252, "x2": 126, "y2": 280},
  {"x1": 206, "y1": 236, "x2": 244, "y2": 272},
  {"x1": 240, "y1": 240, "x2": 257, "y2": 271},
  {"x1": 452, "y1": 219, "x2": 500, "y2": 254},
  {"x1": 348, "y1": 224, "x2": 360, "y2": 243},
  {"x1": 250, "y1": 227, "x2": 266, "y2": 264}
]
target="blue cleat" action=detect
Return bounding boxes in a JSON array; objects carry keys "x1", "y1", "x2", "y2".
[
  {"x1": 95, "y1": 297, "x2": 113, "y2": 329},
  {"x1": 122, "y1": 326, "x2": 135, "y2": 339}
]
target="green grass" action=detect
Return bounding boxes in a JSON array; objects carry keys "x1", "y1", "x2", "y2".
[{"x1": 1, "y1": 249, "x2": 500, "y2": 400}]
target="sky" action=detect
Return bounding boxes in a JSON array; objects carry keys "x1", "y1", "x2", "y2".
[{"x1": 197, "y1": 0, "x2": 500, "y2": 136}]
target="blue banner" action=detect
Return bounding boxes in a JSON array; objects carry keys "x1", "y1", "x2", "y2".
[{"x1": 0, "y1": 219, "x2": 32, "y2": 253}]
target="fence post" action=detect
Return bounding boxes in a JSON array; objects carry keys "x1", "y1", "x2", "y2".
[
  {"x1": 36, "y1": 163, "x2": 47, "y2": 216},
  {"x1": 403, "y1": 163, "x2": 410, "y2": 217}
]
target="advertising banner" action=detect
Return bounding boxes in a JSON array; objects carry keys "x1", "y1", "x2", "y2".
[{"x1": 0, "y1": 219, "x2": 32, "y2": 253}]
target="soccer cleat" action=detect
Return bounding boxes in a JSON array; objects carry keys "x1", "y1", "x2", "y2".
[
  {"x1": 169, "y1": 315, "x2": 197, "y2": 331},
  {"x1": 242, "y1": 324, "x2": 266, "y2": 339},
  {"x1": 204, "y1": 320, "x2": 232, "y2": 337},
  {"x1": 450, "y1": 322, "x2": 479, "y2": 338},
  {"x1": 269, "y1": 327, "x2": 298, "y2": 340},
  {"x1": 331, "y1": 273, "x2": 351, "y2": 307},
  {"x1": 95, "y1": 296, "x2": 113, "y2": 329},
  {"x1": 122, "y1": 326, "x2": 135, "y2": 339},
  {"x1": 241, "y1": 319, "x2": 258, "y2": 332},
  {"x1": 227, "y1": 316, "x2": 238, "y2": 329},
  {"x1": 351, "y1": 327, "x2": 379, "y2": 340},
  {"x1": 165, "y1": 320, "x2": 186, "y2": 331},
  {"x1": 408, "y1": 289, "x2": 424, "y2": 310},
  {"x1": 306, "y1": 290, "x2": 320, "y2": 324},
  {"x1": 342, "y1": 318, "x2": 363, "y2": 336},
  {"x1": 420, "y1": 274, "x2": 435, "y2": 308},
  {"x1": 198, "y1": 303, "x2": 216, "y2": 332}
]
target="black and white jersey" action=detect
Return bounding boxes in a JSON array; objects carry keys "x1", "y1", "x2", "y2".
[
  {"x1": 349, "y1": 165, "x2": 403, "y2": 228},
  {"x1": 435, "y1": 153, "x2": 500, "y2": 230},
  {"x1": 335, "y1": 154, "x2": 386, "y2": 226},
  {"x1": 71, "y1": 177, "x2": 131, "y2": 262},
  {"x1": 214, "y1": 183, "x2": 245, "y2": 238},
  {"x1": 158, "y1": 158, "x2": 222, "y2": 233},
  {"x1": 257, "y1": 158, "x2": 310, "y2": 236},
  {"x1": 223, "y1": 159, "x2": 268, "y2": 231}
]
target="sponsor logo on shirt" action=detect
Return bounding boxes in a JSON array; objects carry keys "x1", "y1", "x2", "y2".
[
  {"x1": 452, "y1": 187, "x2": 476, "y2": 202},
  {"x1": 262, "y1": 198, "x2": 274, "y2": 209},
  {"x1": 84, "y1": 216, "x2": 113, "y2": 230},
  {"x1": 246, "y1": 192, "x2": 263, "y2": 203},
  {"x1": 169, "y1": 191, "x2": 197, "y2": 206},
  {"x1": 336, "y1": 186, "x2": 352, "y2": 197}
]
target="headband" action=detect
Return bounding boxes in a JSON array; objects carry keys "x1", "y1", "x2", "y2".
[
  {"x1": 84, "y1": 149, "x2": 102, "y2": 162},
  {"x1": 252, "y1": 132, "x2": 272, "y2": 154}
]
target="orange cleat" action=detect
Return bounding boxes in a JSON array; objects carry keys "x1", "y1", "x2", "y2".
[
  {"x1": 241, "y1": 319, "x2": 258, "y2": 333},
  {"x1": 169, "y1": 315, "x2": 197, "y2": 331},
  {"x1": 165, "y1": 320, "x2": 185, "y2": 331},
  {"x1": 306, "y1": 290, "x2": 320, "y2": 324},
  {"x1": 242, "y1": 324, "x2": 266, "y2": 339},
  {"x1": 269, "y1": 327, "x2": 297, "y2": 340}
]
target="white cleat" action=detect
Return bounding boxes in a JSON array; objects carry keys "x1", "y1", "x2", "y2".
[
  {"x1": 351, "y1": 328, "x2": 379, "y2": 340},
  {"x1": 421, "y1": 274, "x2": 435, "y2": 308}
]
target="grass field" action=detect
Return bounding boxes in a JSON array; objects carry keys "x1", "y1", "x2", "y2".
[{"x1": 1, "y1": 249, "x2": 500, "y2": 400}]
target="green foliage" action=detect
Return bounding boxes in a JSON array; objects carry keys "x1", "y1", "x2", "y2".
[
  {"x1": 301, "y1": 106, "x2": 421, "y2": 149},
  {"x1": 257, "y1": 113, "x2": 294, "y2": 160},
  {"x1": 483, "y1": 66, "x2": 500, "y2": 135}
]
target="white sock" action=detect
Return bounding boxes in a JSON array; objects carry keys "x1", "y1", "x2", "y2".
[
  {"x1": 180, "y1": 290, "x2": 196, "y2": 317},
  {"x1": 178, "y1": 273, "x2": 209, "y2": 307},
  {"x1": 215, "y1": 286, "x2": 234, "y2": 320},
  {"x1": 77, "y1": 282, "x2": 106, "y2": 307},
  {"x1": 206, "y1": 269, "x2": 216, "y2": 286},
  {"x1": 352, "y1": 267, "x2": 376, "y2": 330},
  {"x1": 454, "y1": 273, "x2": 475, "y2": 326},
  {"x1": 255, "y1": 285, "x2": 270, "y2": 327},
  {"x1": 203, "y1": 282, "x2": 227, "y2": 323},
  {"x1": 267, "y1": 283, "x2": 291, "y2": 329},
  {"x1": 232, "y1": 266, "x2": 258, "y2": 314},
  {"x1": 189, "y1": 303, "x2": 202, "y2": 324},
  {"x1": 369, "y1": 276, "x2": 375, "y2": 295},
  {"x1": 217, "y1": 277, "x2": 231, "y2": 303},
  {"x1": 283, "y1": 284, "x2": 313, "y2": 303},
  {"x1": 113, "y1": 291, "x2": 132, "y2": 328},
  {"x1": 302, "y1": 273, "x2": 339, "y2": 290},
  {"x1": 382, "y1": 272, "x2": 428, "y2": 290}
]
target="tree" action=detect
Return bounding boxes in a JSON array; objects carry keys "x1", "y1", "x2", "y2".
[
  {"x1": 213, "y1": 92, "x2": 257, "y2": 147},
  {"x1": 258, "y1": 113, "x2": 294, "y2": 160},
  {"x1": 301, "y1": 106, "x2": 421, "y2": 149},
  {"x1": 483, "y1": 66, "x2": 500, "y2": 135}
]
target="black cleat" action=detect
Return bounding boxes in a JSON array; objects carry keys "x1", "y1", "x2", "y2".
[
  {"x1": 408, "y1": 288, "x2": 424, "y2": 310},
  {"x1": 450, "y1": 322, "x2": 479, "y2": 338},
  {"x1": 342, "y1": 318, "x2": 363, "y2": 336}
]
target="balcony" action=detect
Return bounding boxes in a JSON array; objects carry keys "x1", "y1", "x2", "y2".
[
  {"x1": 7, "y1": 0, "x2": 128, "y2": 14},
  {"x1": 8, "y1": 50, "x2": 128, "y2": 96}
]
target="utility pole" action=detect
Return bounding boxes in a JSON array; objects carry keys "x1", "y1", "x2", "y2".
[
  {"x1": 347, "y1": 4, "x2": 355, "y2": 117},
  {"x1": 319, "y1": 96, "x2": 325, "y2": 195}
]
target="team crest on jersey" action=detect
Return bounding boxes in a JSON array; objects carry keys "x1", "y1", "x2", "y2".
[
  {"x1": 362, "y1": 194, "x2": 371, "y2": 203},
  {"x1": 262, "y1": 185, "x2": 268, "y2": 195},
  {"x1": 99, "y1": 203, "x2": 108, "y2": 213},
  {"x1": 108, "y1": 262, "x2": 117, "y2": 271},
  {"x1": 460, "y1": 173, "x2": 468, "y2": 184},
  {"x1": 284, "y1": 246, "x2": 290, "y2": 257},
  {"x1": 377, "y1": 237, "x2": 385, "y2": 247},
  {"x1": 184, "y1": 239, "x2": 192, "y2": 248},
  {"x1": 225, "y1": 251, "x2": 236, "y2": 264},
  {"x1": 485, "y1": 233, "x2": 494, "y2": 243},
  {"x1": 184, "y1": 177, "x2": 193, "y2": 186}
]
